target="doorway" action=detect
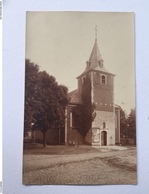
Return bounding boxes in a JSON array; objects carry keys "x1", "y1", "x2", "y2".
[{"x1": 101, "y1": 131, "x2": 107, "y2": 146}]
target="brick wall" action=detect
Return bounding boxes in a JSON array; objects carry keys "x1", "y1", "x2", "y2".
[{"x1": 92, "y1": 72, "x2": 114, "y2": 112}]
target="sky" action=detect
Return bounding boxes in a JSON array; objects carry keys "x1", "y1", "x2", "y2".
[{"x1": 26, "y1": 12, "x2": 135, "y2": 114}]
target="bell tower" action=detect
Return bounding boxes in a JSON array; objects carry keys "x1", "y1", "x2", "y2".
[{"x1": 77, "y1": 28, "x2": 116, "y2": 145}]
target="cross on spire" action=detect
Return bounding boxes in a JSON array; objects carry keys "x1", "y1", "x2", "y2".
[{"x1": 95, "y1": 25, "x2": 97, "y2": 41}]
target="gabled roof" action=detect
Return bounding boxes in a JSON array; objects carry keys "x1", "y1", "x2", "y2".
[
  {"x1": 68, "y1": 89, "x2": 82, "y2": 105},
  {"x1": 68, "y1": 89, "x2": 120, "y2": 109},
  {"x1": 115, "y1": 104, "x2": 121, "y2": 109}
]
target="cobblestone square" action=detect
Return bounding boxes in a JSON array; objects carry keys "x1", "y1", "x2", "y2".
[{"x1": 23, "y1": 145, "x2": 137, "y2": 185}]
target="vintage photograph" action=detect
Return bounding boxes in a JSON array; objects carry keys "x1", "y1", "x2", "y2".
[{"x1": 23, "y1": 12, "x2": 136, "y2": 185}]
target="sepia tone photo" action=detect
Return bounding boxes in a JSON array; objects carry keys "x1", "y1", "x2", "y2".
[{"x1": 23, "y1": 12, "x2": 136, "y2": 185}]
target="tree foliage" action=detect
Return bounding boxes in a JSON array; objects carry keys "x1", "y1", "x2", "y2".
[
  {"x1": 72, "y1": 74, "x2": 96, "y2": 141},
  {"x1": 81, "y1": 75, "x2": 92, "y2": 137},
  {"x1": 24, "y1": 59, "x2": 41, "y2": 135},
  {"x1": 24, "y1": 59, "x2": 69, "y2": 146},
  {"x1": 120, "y1": 107, "x2": 136, "y2": 145},
  {"x1": 127, "y1": 108, "x2": 136, "y2": 144},
  {"x1": 120, "y1": 107, "x2": 128, "y2": 137}
]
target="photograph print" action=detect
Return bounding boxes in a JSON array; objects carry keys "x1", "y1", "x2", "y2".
[{"x1": 23, "y1": 12, "x2": 137, "y2": 185}]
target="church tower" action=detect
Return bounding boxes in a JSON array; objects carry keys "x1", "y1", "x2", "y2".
[{"x1": 77, "y1": 29, "x2": 115, "y2": 146}]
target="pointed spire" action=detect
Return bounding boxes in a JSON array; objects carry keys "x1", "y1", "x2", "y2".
[
  {"x1": 88, "y1": 37, "x2": 102, "y2": 69},
  {"x1": 77, "y1": 27, "x2": 114, "y2": 79}
]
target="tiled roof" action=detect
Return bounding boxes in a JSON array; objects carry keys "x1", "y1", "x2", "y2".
[
  {"x1": 115, "y1": 104, "x2": 121, "y2": 109},
  {"x1": 68, "y1": 89, "x2": 82, "y2": 104},
  {"x1": 89, "y1": 39, "x2": 102, "y2": 69},
  {"x1": 77, "y1": 39, "x2": 114, "y2": 78}
]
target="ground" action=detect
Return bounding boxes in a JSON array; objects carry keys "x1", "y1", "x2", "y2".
[{"x1": 23, "y1": 143, "x2": 137, "y2": 185}]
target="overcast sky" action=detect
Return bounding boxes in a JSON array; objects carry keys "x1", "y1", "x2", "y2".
[{"x1": 26, "y1": 12, "x2": 135, "y2": 114}]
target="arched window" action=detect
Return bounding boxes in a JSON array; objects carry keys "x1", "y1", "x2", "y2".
[{"x1": 101, "y1": 75, "x2": 106, "y2": 84}]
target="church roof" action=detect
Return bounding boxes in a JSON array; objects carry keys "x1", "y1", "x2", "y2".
[
  {"x1": 68, "y1": 90, "x2": 120, "y2": 110},
  {"x1": 68, "y1": 90, "x2": 120, "y2": 109},
  {"x1": 77, "y1": 39, "x2": 114, "y2": 79},
  {"x1": 115, "y1": 104, "x2": 121, "y2": 109},
  {"x1": 68, "y1": 89, "x2": 82, "y2": 105},
  {"x1": 89, "y1": 39, "x2": 102, "y2": 69}
]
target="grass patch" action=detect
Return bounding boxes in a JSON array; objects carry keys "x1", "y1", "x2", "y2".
[{"x1": 23, "y1": 143, "x2": 99, "y2": 155}]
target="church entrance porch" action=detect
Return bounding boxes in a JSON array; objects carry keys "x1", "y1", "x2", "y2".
[
  {"x1": 85, "y1": 128, "x2": 109, "y2": 146},
  {"x1": 101, "y1": 131, "x2": 107, "y2": 146}
]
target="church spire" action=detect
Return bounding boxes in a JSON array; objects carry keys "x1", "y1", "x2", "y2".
[
  {"x1": 88, "y1": 28, "x2": 103, "y2": 69},
  {"x1": 77, "y1": 27, "x2": 113, "y2": 79}
]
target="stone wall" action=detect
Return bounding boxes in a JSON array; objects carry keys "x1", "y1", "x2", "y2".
[
  {"x1": 85, "y1": 129, "x2": 92, "y2": 145},
  {"x1": 92, "y1": 110, "x2": 115, "y2": 145}
]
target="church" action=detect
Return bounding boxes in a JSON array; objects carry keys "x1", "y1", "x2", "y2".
[
  {"x1": 65, "y1": 36, "x2": 120, "y2": 146},
  {"x1": 35, "y1": 33, "x2": 120, "y2": 146}
]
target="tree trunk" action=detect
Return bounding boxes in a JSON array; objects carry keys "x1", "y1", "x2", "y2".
[{"x1": 43, "y1": 131, "x2": 46, "y2": 147}]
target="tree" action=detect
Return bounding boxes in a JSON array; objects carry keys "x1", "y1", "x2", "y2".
[
  {"x1": 53, "y1": 85, "x2": 69, "y2": 143},
  {"x1": 35, "y1": 71, "x2": 56, "y2": 147},
  {"x1": 120, "y1": 107, "x2": 128, "y2": 138},
  {"x1": 71, "y1": 74, "x2": 97, "y2": 142},
  {"x1": 35, "y1": 71, "x2": 69, "y2": 147},
  {"x1": 81, "y1": 75, "x2": 92, "y2": 139},
  {"x1": 24, "y1": 59, "x2": 41, "y2": 136},
  {"x1": 127, "y1": 108, "x2": 136, "y2": 145},
  {"x1": 24, "y1": 59, "x2": 69, "y2": 146}
]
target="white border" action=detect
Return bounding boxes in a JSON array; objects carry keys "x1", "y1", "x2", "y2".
[
  {"x1": 0, "y1": 11, "x2": 2, "y2": 183},
  {"x1": 3, "y1": 0, "x2": 149, "y2": 194}
]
